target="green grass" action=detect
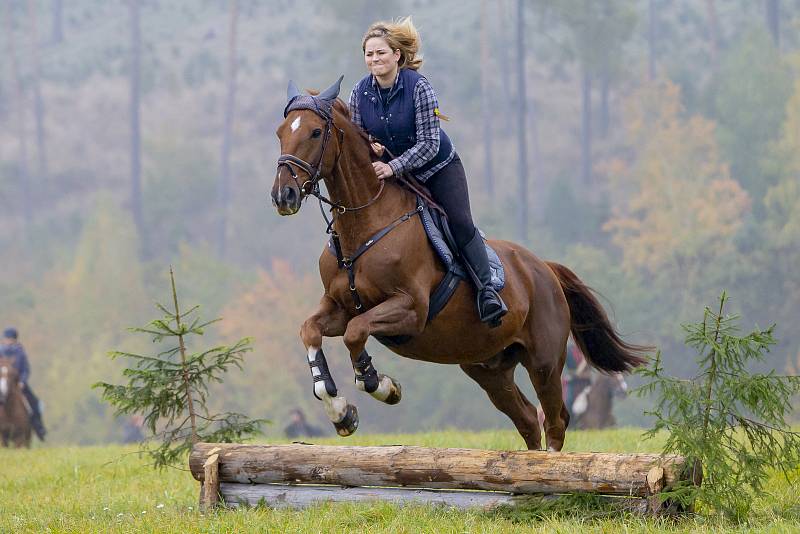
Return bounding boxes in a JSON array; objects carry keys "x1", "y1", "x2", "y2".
[{"x1": 1, "y1": 428, "x2": 798, "y2": 533}]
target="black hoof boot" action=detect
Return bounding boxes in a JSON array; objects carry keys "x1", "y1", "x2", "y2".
[{"x1": 333, "y1": 404, "x2": 359, "y2": 436}]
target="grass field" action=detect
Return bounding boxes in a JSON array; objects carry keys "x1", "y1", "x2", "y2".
[{"x1": 1, "y1": 428, "x2": 798, "y2": 533}]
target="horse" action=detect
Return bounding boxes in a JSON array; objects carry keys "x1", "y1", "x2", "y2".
[
  {"x1": 0, "y1": 356, "x2": 32, "y2": 448},
  {"x1": 571, "y1": 372, "x2": 628, "y2": 430},
  {"x1": 270, "y1": 77, "x2": 649, "y2": 451}
]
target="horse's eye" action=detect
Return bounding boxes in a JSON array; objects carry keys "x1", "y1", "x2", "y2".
[{"x1": 311, "y1": 129, "x2": 322, "y2": 138}]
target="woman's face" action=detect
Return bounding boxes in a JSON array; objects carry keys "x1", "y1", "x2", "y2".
[{"x1": 364, "y1": 37, "x2": 401, "y2": 78}]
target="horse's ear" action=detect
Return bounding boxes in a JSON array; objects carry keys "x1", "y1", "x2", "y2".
[
  {"x1": 287, "y1": 79, "x2": 302, "y2": 101},
  {"x1": 318, "y1": 75, "x2": 344, "y2": 102}
]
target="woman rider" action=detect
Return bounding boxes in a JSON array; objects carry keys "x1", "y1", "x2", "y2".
[{"x1": 348, "y1": 17, "x2": 507, "y2": 327}]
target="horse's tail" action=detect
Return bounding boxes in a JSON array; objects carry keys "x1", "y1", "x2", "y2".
[{"x1": 547, "y1": 261, "x2": 650, "y2": 373}]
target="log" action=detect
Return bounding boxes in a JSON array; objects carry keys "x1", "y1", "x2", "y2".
[
  {"x1": 219, "y1": 482, "x2": 654, "y2": 512},
  {"x1": 217, "y1": 483, "x2": 652, "y2": 512},
  {"x1": 190, "y1": 442, "x2": 694, "y2": 497},
  {"x1": 220, "y1": 483, "x2": 520, "y2": 510}
]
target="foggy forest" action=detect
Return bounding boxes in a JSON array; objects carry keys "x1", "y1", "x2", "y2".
[{"x1": 1, "y1": 0, "x2": 799, "y2": 444}]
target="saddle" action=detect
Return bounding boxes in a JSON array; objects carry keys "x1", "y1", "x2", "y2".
[{"x1": 326, "y1": 195, "x2": 505, "y2": 346}]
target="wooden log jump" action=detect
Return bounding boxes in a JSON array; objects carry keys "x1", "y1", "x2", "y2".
[{"x1": 190, "y1": 442, "x2": 700, "y2": 514}]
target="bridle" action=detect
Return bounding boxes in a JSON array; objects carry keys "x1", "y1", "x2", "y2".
[
  {"x1": 274, "y1": 92, "x2": 421, "y2": 313},
  {"x1": 276, "y1": 98, "x2": 385, "y2": 215}
]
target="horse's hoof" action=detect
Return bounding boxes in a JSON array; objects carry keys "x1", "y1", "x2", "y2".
[
  {"x1": 369, "y1": 375, "x2": 402, "y2": 405},
  {"x1": 383, "y1": 377, "x2": 402, "y2": 405},
  {"x1": 333, "y1": 404, "x2": 358, "y2": 436}
]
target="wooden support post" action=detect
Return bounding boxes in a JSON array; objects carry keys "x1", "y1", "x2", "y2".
[
  {"x1": 200, "y1": 448, "x2": 221, "y2": 511},
  {"x1": 645, "y1": 465, "x2": 665, "y2": 515}
]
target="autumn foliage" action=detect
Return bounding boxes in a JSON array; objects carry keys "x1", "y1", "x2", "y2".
[{"x1": 603, "y1": 80, "x2": 750, "y2": 275}]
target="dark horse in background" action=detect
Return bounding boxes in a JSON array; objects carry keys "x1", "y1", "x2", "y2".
[
  {"x1": 571, "y1": 372, "x2": 629, "y2": 430},
  {"x1": 0, "y1": 356, "x2": 31, "y2": 448},
  {"x1": 270, "y1": 77, "x2": 649, "y2": 451}
]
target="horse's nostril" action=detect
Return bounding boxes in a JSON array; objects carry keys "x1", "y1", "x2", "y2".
[{"x1": 283, "y1": 186, "x2": 297, "y2": 205}]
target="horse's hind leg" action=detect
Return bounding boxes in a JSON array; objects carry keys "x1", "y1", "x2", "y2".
[
  {"x1": 521, "y1": 346, "x2": 569, "y2": 452},
  {"x1": 460, "y1": 348, "x2": 542, "y2": 450}
]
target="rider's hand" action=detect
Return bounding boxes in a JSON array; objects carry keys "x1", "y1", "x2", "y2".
[
  {"x1": 370, "y1": 142, "x2": 385, "y2": 157},
  {"x1": 19, "y1": 383, "x2": 25, "y2": 390},
  {"x1": 372, "y1": 161, "x2": 394, "y2": 180}
]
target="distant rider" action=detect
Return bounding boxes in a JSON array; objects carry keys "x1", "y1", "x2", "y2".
[
  {"x1": 563, "y1": 339, "x2": 591, "y2": 417},
  {"x1": 1, "y1": 328, "x2": 47, "y2": 441}
]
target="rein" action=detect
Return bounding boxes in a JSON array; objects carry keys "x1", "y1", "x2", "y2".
[{"x1": 352, "y1": 127, "x2": 445, "y2": 217}]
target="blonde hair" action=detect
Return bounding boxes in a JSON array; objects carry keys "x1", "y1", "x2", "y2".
[{"x1": 362, "y1": 16, "x2": 423, "y2": 71}]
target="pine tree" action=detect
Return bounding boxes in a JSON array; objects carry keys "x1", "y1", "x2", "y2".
[
  {"x1": 94, "y1": 268, "x2": 266, "y2": 468},
  {"x1": 637, "y1": 292, "x2": 800, "y2": 520}
]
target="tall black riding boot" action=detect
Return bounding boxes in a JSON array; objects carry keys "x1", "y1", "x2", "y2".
[
  {"x1": 23, "y1": 387, "x2": 46, "y2": 441},
  {"x1": 460, "y1": 229, "x2": 507, "y2": 327},
  {"x1": 30, "y1": 412, "x2": 47, "y2": 441}
]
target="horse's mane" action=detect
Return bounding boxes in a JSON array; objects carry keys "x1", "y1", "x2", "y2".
[
  {"x1": 303, "y1": 91, "x2": 442, "y2": 211},
  {"x1": 330, "y1": 98, "x2": 379, "y2": 161}
]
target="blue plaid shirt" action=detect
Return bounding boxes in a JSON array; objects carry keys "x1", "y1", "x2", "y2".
[
  {"x1": 0, "y1": 342, "x2": 30, "y2": 384},
  {"x1": 349, "y1": 75, "x2": 455, "y2": 182}
]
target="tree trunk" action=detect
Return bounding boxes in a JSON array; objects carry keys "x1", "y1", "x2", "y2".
[
  {"x1": 480, "y1": 0, "x2": 494, "y2": 200},
  {"x1": 217, "y1": 0, "x2": 239, "y2": 258},
  {"x1": 529, "y1": 96, "x2": 543, "y2": 218},
  {"x1": 766, "y1": 0, "x2": 780, "y2": 50},
  {"x1": 51, "y1": 0, "x2": 63, "y2": 44},
  {"x1": 129, "y1": 0, "x2": 146, "y2": 257},
  {"x1": 28, "y1": 0, "x2": 48, "y2": 181},
  {"x1": 580, "y1": 68, "x2": 592, "y2": 185},
  {"x1": 496, "y1": 0, "x2": 514, "y2": 121},
  {"x1": 705, "y1": 0, "x2": 719, "y2": 67},
  {"x1": 4, "y1": 2, "x2": 33, "y2": 234},
  {"x1": 600, "y1": 70, "x2": 610, "y2": 138},
  {"x1": 648, "y1": 0, "x2": 657, "y2": 80},
  {"x1": 515, "y1": 0, "x2": 528, "y2": 243}
]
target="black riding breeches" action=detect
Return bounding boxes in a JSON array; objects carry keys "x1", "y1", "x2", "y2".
[{"x1": 425, "y1": 154, "x2": 476, "y2": 248}]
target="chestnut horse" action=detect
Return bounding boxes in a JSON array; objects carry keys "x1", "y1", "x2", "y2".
[
  {"x1": 0, "y1": 356, "x2": 31, "y2": 448},
  {"x1": 270, "y1": 78, "x2": 648, "y2": 451}
]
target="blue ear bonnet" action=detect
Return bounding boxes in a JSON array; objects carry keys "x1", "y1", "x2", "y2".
[
  {"x1": 283, "y1": 75, "x2": 344, "y2": 120},
  {"x1": 284, "y1": 95, "x2": 334, "y2": 120}
]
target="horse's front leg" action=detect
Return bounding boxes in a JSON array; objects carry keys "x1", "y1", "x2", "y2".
[
  {"x1": 343, "y1": 293, "x2": 420, "y2": 406},
  {"x1": 300, "y1": 296, "x2": 358, "y2": 436}
]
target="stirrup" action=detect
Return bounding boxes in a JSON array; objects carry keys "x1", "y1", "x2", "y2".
[{"x1": 478, "y1": 288, "x2": 507, "y2": 328}]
